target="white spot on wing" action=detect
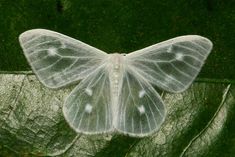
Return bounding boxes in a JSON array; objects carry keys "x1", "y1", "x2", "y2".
[
  {"x1": 48, "y1": 47, "x2": 57, "y2": 56},
  {"x1": 138, "y1": 89, "x2": 146, "y2": 98},
  {"x1": 137, "y1": 105, "x2": 145, "y2": 115},
  {"x1": 167, "y1": 45, "x2": 173, "y2": 53},
  {"x1": 176, "y1": 53, "x2": 184, "y2": 61},
  {"x1": 85, "y1": 88, "x2": 92, "y2": 96},
  {"x1": 85, "y1": 103, "x2": 92, "y2": 113}
]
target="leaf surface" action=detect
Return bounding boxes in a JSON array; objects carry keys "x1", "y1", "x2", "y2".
[{"x1": 0, "y1": 73, "x2": 234, "y2": 157}]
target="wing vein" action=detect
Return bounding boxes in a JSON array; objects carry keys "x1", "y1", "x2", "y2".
[
  {"x1": 25, "y1": 39, "x2": 59, "y2": 51},
  {"x1": 37, "y1": 58, "x2": 62, "y2": 72},
  {"x1": 176, "y1": 44, "x2": 204, "y2": 58},
  {"x1": 135, "y1": 78, "x2": 157, "y2": 129},
  {"x1": 22, "y1": 35, "x2": 43, "y2": 46},
  {"x1": 170, "y1": 63, "x2": 193, "y2": 78},
  {"x1": 189, "y1": 41, "x2": 208, "y2": 54},
  {"x1": 153, "y1": 63, "x2": 186, "y2": 87}
]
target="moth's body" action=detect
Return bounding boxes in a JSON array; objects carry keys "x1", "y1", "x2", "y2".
[
  {"x1": 107, "y1": 53, "x2": 126, "y2": 125},
  {"x1": 19, "y1": 29, "x2": 213, "y2": 137}
]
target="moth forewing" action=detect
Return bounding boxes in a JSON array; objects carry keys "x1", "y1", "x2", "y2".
[
  {"x1": 19, "y1": 29, "x2": 108, "y2": 89},
  {"x1": 125, "y1": 35, "x2": 213, "y2": 93}
]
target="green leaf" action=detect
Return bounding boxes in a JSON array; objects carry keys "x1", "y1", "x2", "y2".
[
  {"x1": 0, "y1": 73, "x2": 234, "y2": 156},
  {"x1": 0, "y1": 73, "x2": 78, "y2": 156}
]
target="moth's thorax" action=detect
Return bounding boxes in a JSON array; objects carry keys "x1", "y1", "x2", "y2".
[{"x1": 108, "y1": 53, "x2": 125, "y2": 67}]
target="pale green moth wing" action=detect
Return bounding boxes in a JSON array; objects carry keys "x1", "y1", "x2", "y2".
[
  {"x1": 19, "y1": 29, "x2": 108, "y2": 89},
  {"x1": 63, "y1": 66, "x2": 113, "y2": 134},
  {"x1": 114, "y1": 68, "x2": 166, "y2": 137},
  {"x1": 126, "y1": 35, "x2": 213, "y2": 93}
]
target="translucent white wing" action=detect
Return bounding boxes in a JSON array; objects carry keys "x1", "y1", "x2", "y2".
[
  {"x1": 114, "y1": 68, "x2": 166, "y2": 137},
  {"x1": 63, "y1": 66, "x2": 113, "y2": 134},
  {"x1": 19, "y1": 29, "x2": 108, "y2": 89},
  {"x1": 126, "y1": 35, "x2": 213, "y2": 93}
]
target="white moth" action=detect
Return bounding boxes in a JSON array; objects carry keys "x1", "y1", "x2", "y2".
[{"x1": 19, "y1": 29, "x2": 213, "y2": 137}]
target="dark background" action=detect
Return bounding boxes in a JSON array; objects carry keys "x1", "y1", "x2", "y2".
[{"x1": 0, "y1": 0, "x2": 234, "y2": 80}]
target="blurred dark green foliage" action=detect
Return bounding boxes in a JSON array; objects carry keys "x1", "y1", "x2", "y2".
[{"x1": 0, "y1": 0, "x2": 234, "y2": 79}]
